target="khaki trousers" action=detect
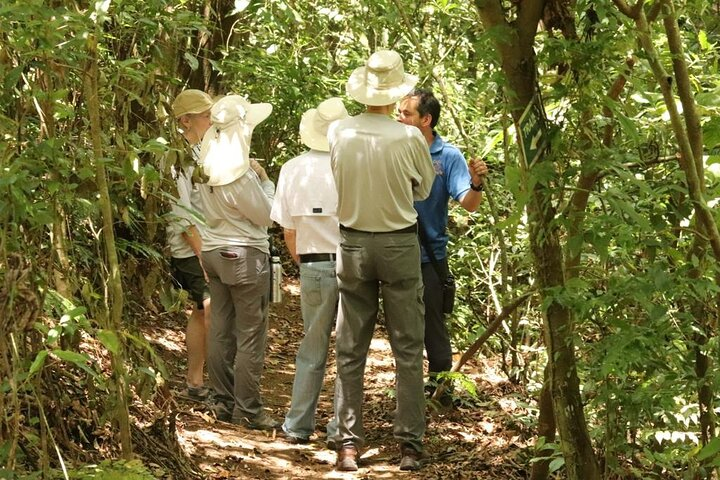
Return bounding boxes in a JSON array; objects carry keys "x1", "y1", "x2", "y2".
[{"x1": 332, "y1": 229, "x2": 426, "y2": 453}]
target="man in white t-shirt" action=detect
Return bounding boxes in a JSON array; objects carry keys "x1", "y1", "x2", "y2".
[
  {"x1": 329, "y1": 50, "x2": 435, "y2": 472},
  {"x1": 270, "y1": 97, "x2": 349, "y2": 444}
]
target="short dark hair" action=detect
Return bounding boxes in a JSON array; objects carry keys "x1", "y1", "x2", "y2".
[{"x1": 408, "y1": 88, "x2": 440, "y2": 129}]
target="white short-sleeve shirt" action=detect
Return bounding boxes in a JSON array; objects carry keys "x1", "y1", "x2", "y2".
[{"x1": 270, "y1": 150, "x2": 340, "y2": 254}]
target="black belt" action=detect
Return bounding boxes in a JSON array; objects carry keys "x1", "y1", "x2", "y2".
[
  {"x1": 340, "y1": 224, "x2": 417, "y2": 235},
  {"x1": 299, "y1": 253, "x2": 336, "y2": 263}
]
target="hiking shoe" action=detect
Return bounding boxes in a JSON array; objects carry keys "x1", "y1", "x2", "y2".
[
  {"x1": 214, "y1": 410, "x2": 232, "y2": 422},
  {"x1": 432, "y1": 392, "x2": 457, "y2": 409},
  {"x1": 399, "y1": 445, "x2": 422, "y2": 471},
  {"x1": 177, "y1": 386, "x2": 210, "y2": 403},
  {"x1": 284, "y1": 435, "x2": 310, "y2": 445},
  {"x1": 241, "y1": 411, "x2": 282, "y2": 431},
  {"x1": 336, "y1": 444, "x2": 359, "y2": 472}
]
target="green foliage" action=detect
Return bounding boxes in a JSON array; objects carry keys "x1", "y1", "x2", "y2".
[
  {"x1": 3, "y1": 0, "x2": 720, "y2": 477},
  {"x1": 56, "y1": 459, "x2": 157, "y2": 479}
]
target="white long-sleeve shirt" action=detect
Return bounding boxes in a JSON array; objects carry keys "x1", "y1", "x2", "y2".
[{"x1": 199, "y1": 169, "x2": 275, "y2": 254}]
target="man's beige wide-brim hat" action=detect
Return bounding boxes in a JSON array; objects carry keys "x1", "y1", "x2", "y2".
[
  {"x1": 299, "y1": 97, "x2": 350, "y2": 152},
  {"x1": 346, "y1": 50, "x2": 418, "y2": 106},
  {"x1": 199, "y1": 95, "x2": 273, "y2": 186},
  {"x1": 172, "y1": 89, "x2": 214, "y2": 118}
]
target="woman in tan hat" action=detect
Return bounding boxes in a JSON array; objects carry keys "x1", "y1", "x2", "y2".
[{"x1": 168, "y1": 89, "x2": 214, "y2": 403}]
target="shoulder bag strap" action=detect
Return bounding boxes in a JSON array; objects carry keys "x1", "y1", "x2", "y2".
[{"x1": 417, "y1": 219, "x2": 447, "y2": 283}]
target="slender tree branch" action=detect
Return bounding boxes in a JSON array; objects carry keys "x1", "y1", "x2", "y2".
[
  {"x1": 662, "y1": 1, "x2": 703, "y2": 178},
  {"x1": 431, "y1": 291, "x2": 535, "y2": 401},
  {"x1": 612, "y1": 0, "x2": 637, "y2": 19}
]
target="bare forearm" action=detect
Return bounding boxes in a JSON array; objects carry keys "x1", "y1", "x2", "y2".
[
  {"x1": 283, "y1": 228, "x2": 299, "y2": 264},
  {"x1": 460, "y1": 156, "x2": 489, "y2": 212},
  {"x1": 181, "y1": 225, "x2": 203, "y2": 257},
  {"x1": 459, "y1": 189, "x2": 483, "y2": 212}
]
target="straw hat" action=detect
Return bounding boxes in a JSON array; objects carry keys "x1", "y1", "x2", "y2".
[
  {"x1": 346, "y1": 50, "x2": 418, "y2": 106},
  {"x1": 299, "y1": 97, "x2": 349, "y2": 152},
  {"x1": 199, "y1": 95, "x2": 273, "y2": 186}
]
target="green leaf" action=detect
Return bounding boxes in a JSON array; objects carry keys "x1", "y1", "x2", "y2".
[
  {"x1": 51, "y1": 350, "x2": 98, "y2": 379},
  {"x1": 698, "y1": 30, "x2": 710, "y2": 51},
  {"x1": 28, "y1": 350, "x2": 48, "y2": 377},
  {"x1": 703, "y1": 117, "x2": 720, "y2": 151},
  {"x1": 52, "y1": 349, "x2": 89, "y2": 365},
  {"x1": 604, "y1": 97, "x2": 640, "y2": 144},
  {"x1": 183, "y1": 52, "x2": 199, "y2": 71},
  {"x1": 47, "y1": 327, "x2": 62, "y2": 345},
  {"x1": 697, "y1": 437, "x2": 720, "y2": 461},
  {"x1": 98, "y1": 330, "x2": 121, "y2": 355},
  {"x1": 548, "y1": 456, "x2": 565, "y2": 473}
]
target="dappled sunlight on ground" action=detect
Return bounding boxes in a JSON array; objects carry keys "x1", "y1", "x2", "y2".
[
  {"x1": 146, "y1": 277, "x2": 533, "y2": 478},
  {"x1": 144, "y1": 325, "x2": 186, "y2": 353}
]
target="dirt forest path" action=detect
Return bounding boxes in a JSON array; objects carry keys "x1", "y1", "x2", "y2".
[{"x1": 143, "y1": 277, "x2": 532, "y2": 479}]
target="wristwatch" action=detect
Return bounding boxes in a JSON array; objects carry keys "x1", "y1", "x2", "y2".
[{"x1": 470, "y1": 180, "x2": 483, "y2": 192}]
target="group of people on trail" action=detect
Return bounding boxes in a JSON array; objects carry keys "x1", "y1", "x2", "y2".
[{"x1": 165, "y1": 49, "x2": 488, "y2": 472}]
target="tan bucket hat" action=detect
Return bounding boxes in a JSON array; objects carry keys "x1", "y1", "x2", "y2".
[
  {"x1": 299, "y1": 97, "x2": 350, "y2": 152},
  {"x1": 346, "y1": 50, "x2": 418, "y2": 106},
  {"x1": 199, "y1": 95, "x2": 273, "y2": 186},
  {"x1": 172, "y1": 89, "x2": 214, "y2": 118}
]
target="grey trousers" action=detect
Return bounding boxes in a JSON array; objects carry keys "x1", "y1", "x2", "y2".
[
  {"x1": 332, "y1": 229, "x2": 426, "y2": 453},
  {"x1": 202, "y1": 246, "x2": 270, "y2": 422}
]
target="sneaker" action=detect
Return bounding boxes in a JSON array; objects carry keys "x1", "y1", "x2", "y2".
[
  {"x1": 336, "y1": 444, "x2": 359, "y2": 472},
  {"x1": 177, "y1": 386, "x2": 210, "y2": 403},
  {"x1": 241, "y1": 411, "x2": 282, "y2": 431},
  {"x1": 280, "y1": 429, "x2": 310, "y2": 444},
  {"x1": 399, "y1": 445, "x2": 422, "y2": 471}
]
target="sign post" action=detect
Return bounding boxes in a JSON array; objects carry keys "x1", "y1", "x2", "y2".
[{"x1": 516, "y1": 95, "x2": 548, "y2": 168}]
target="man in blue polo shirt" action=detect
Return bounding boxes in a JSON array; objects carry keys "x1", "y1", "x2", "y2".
[{"x1": 398, "y1": 88, "x2": 488, "y2": 406}]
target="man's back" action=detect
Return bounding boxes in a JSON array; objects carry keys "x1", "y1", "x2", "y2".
[
  {"x1": 272, "y1": 150, "x2": 339, "y2": 254},
  {"x1": 330, "y1": 113, "x2": 434, "y2": 232}
]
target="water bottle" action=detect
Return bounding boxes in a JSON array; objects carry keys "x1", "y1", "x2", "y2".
[{"x1": 270, "y1": 256, "x2": 283, "y2": 303}]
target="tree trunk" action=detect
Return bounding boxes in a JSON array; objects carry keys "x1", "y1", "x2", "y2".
[
  {"x1": 528, "y1": 185, "x2": 601, "y2": 480},
  {"x1": 84, "y1": 30, "x2": 132, "y2": 459},
  {"x1": 530, "y1": 364, "x2": 556, "y2": 480},
  {"x1": 613, "y1": 0, "x2": 720, "y2": 259},
  {"x1": 475, "y1": 1, "x2": 601, "y2": 478},
  {"x1": 663, "y1": 5, "x2": 716, "y2": 451}
]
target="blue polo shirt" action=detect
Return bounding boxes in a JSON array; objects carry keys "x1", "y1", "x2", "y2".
[{"x1": 414, "y1": 133, "x2": 471, "y2": 263}]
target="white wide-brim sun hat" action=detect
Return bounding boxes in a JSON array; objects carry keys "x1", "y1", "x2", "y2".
[
  {"x1": 299, "y1": 97, "x2": 350, "y2": 152},
  {"x1": 199, "y1": 95, "x2": 273, "y2": 186},
  {"x1": 346, "y1": 50, "x2": 418, "y2": 107}
]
